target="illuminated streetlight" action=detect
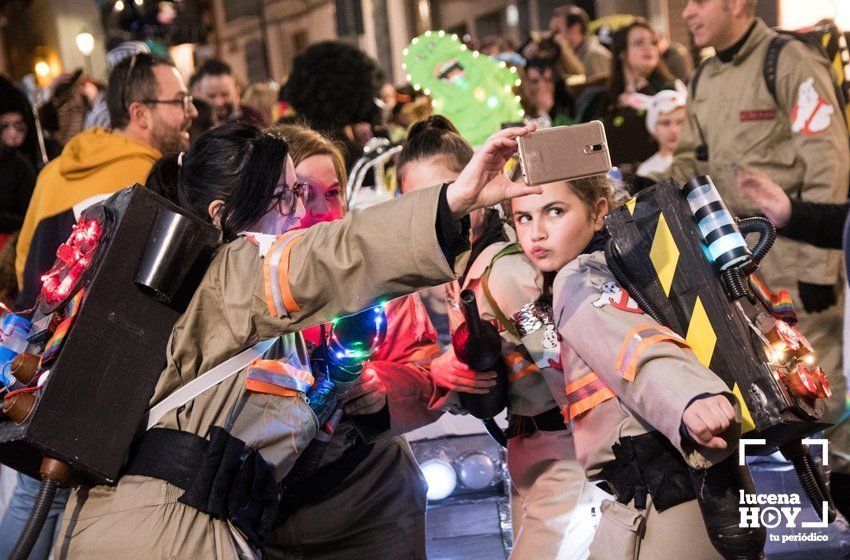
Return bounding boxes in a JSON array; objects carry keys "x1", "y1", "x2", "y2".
[
  {"x1": 76, "y1": 31, "x2": 95, "y2": 75},
  {"x1": 115, "y1": 0, "x2": 125, "y2": 11},
  {"x1": 34, "y1": 61, "x2": 50, "y2": 77},
  {"x1": 75, "y1": 32, "x2": 94, "y2": 56}
]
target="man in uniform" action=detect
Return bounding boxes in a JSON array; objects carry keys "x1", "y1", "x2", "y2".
[{"x1": 666, "y1": 0, "x2": 850, "y2": 477}]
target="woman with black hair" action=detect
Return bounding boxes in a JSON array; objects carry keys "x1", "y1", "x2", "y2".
[{"x1": 55, "y1": 121, "x2": 541, "y2": 559}]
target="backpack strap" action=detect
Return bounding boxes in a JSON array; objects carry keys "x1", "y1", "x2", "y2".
[
  {"x1": 688, "y1": 57, "x2": 713, "y2": 161},
  {"x1": 764, "y1": 32, "x2": 848, "y2": 126},
  {"x1": 689, "y1": 57, "x2": 711, "y2": 100},
  {"x1": 480, "y1": 243, "x2": 524, "y2": 339},
  {"x1": 763, "y1": 34, "x2": 792, "y2": 105}
]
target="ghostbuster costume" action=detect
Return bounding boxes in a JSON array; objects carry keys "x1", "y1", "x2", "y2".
[
  {"x1": 433, "y1": 240, "x2": 606, "y2": 560},
  {"x1": 264, "y1": 294, "x2": 442, "y2": 560},
  {"x1": 53, "y1": 185, "x2": 469, "y2": 560},
  {"x1": 553, "y1": 246, "x2": 742, "y2": 560},
  {"x1": 666, "y1": 18, "x2": 850, "y2": 471}
]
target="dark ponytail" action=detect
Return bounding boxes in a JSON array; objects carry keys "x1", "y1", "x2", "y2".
[
  {"x1": 144, "y1": 153, "x2": 181, "y2": 204},
  {"x1": 397, "y1": 115, "x2": 473, "y2": 191}
]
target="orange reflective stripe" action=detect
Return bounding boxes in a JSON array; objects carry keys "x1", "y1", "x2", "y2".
[
  {"x1": 565, "y1": 371, "x2": 615, "y2": 420},
  {"x1": 278, "y1": 234, "x2": 304, "y2": 313},
  {"x1": 505, "y1": 352, "x2": 525, "y2": 367},
  {"x1": 615, "y1": 325, "x2": 689, "y2": 382},
  {"x1": 508, "y1": 363, "x2": 539, "y2": 382},
  {"x1": 568, "y1": 387, "x2": 616, "y2": 420},
  {"x1": 245, "y1": 378, "x2": 299, "y2": 397},
  {"x1": 565, "y1": 372, "x2": 599, "y2": 395},
  {"x1": 263, "y1": 235, "x2": 290, "y2": 317},
  {"x1": 263, "y1": 253, "x2": 277, "y2": 317}
]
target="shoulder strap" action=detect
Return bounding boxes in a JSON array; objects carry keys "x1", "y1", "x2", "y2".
[
  {"x1": 689, "y1": 57, "x2": 712, "y2": 100},
  {"x1": 764, "y1": 34, "x2": 792, "y2": 105},
  {"x1": 145, "y1": 338, "x2": 277, "y2": 430},
  {"x1": 480, "y1": 243, "x2": 524, "y2": 339},
  {"x1": 764, "y1": 32, "x2": 848, "y2": 126}
]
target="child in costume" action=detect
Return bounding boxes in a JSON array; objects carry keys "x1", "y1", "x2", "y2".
[
  {"x1": 415, "y1": 118, "x2": 606, "y2": 560},
  {"x1": 54, "y1": 121, "x2": 542, "y2": 559},
  {"x1": 632, "y1": 83, "x2": 687, "y2": 177},
  {"x1": 509, "y1": 174, "x2": 742, "y2": 559}
]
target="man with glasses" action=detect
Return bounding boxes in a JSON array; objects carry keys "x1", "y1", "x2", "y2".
[{"x1": 2, "y1": 53, "x2": 196, "y2": 560}]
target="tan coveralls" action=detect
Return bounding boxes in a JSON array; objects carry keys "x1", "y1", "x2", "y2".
[
  {"x1": 435, "y1": 241, "x2": 606, "y2": 560},
  {"x1": 665, "y1": 17, "x2": 850, "y2": 470},
  {"x1": 554, "y1": 252, "x2": 742, "y2": 560},
  {"x1": 264, "y1": 294, "x2": 442, "y2": 560},
  {"x1": 54, "y1": 186, "x2": 465, "y2": 560}
]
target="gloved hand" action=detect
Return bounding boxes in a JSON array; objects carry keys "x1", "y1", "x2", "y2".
[{"x1": 798, "y1": 282, "x2": 837, "y2": 313}]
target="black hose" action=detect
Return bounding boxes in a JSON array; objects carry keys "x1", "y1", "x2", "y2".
[
  {"x1": 8, "y1": 476, "x2": 59, "y2": 560},
  {"x1": 737, "y1": 217, "x2": 776, "y2": 267},
  {"x1": 604, "y1": 239, "x2": 667, "y2": 326},
  {"x1": 721, "y1": 268, "x2": 749, "y2": 301},
  {"x1": 780, "y1": 440, "x2": 837, "y2": 523},
  {"x1": 484, "y1": 417, "x2": 508, "y2": 448},
  {"x1": 689, "y1": 454, "x2": 766, "y2": 560}
]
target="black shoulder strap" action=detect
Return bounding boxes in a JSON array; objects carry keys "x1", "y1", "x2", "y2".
[
  {"x1": 764, "y1": 32, "x2": 847, "y2": 124},
  {"x1": 689, "y1": 57, "x2": 712, "y2": 100},
  {"x1": 764, "y1": 34, "x2": 792, "y2": 104}
]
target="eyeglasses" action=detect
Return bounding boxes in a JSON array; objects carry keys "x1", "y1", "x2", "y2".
[
  {"x1": 271, "y1": 180, "x2": 310, "y2": 216},
  {"x1": 140, "y1": 95, "x2": 194, "y2": 113},
  {"x1": 122, "y1": 53, "x2": 141, "y2": 111}
]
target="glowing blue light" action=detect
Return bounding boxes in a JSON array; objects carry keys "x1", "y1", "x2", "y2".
[{"x1": 486, "y1": 96, "x2": 499, "y2": 109}]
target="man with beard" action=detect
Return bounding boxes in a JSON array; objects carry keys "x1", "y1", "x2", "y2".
[
  {"x1": 190, "y1": 59, "x2": 266, "y2": 127},
  {"x1": 14, "y1": 53, "x2": 196, "y2": 310}
]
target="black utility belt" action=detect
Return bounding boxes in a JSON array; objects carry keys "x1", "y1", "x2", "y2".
[
  {"x1": 597, "y1": 431, "x2": 697, "y2": 513},
  {"x1": 124, "y1": 427, "x2": 278, "y2": 548},
  {"x1": 506, "y1": 406, "x2": 567, "y2": 438}
]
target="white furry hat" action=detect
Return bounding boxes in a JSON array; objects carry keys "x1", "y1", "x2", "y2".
[{"x1": 620, "y1": 80, "x2": 688, "y2": 135}]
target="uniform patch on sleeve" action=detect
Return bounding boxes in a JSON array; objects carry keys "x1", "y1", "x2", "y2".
[
  {"x1": 791, "y1": 77, "x2": 834, "y2": 135},
  {"x1": 592, "y1": 281, "x2": 644, "y2": 314},
  {"x1": 246, "y1": 358, "x2": 314, "y2": 397},
  {"x1": 263, "y1": 230, "x2": 305, "y2": 318},
  {"x1": 616, "y1": 324, "x2": 689, "y2": 381}
]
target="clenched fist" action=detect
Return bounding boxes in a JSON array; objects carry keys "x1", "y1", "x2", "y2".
[{"x1": 682, "y1": 394, "x2": 738, "y2": 449}]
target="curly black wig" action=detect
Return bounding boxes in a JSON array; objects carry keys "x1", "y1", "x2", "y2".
[{"x1": 280, "y1": 41, "x2": 382, "y2": 133}]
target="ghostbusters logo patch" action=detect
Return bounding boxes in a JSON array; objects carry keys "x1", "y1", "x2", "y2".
[
  {"x1": 791, "y1": 77, "x2": 834, "y2": 135},
  {"x1": 593, "y1": 282, "x2": 644, "y2": 314}
]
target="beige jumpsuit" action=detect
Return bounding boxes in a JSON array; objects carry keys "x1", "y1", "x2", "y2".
[
  {"x1": 435, "y1": 241, "x2": 606, "y2": 560},
  {"x1": 554, "y1": 251, "x2": 742, "y2": 560},
  {"x1": 54, "y1": 186, "x2": 465, "y2": 560}
]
